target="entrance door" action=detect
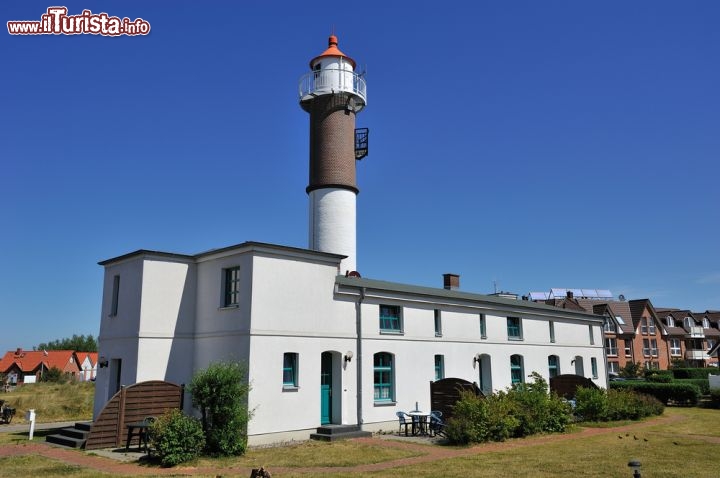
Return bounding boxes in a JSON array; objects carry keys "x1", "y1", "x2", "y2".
[{"x1": 320, "y1": 352, "x2": 332, "y2": 424}]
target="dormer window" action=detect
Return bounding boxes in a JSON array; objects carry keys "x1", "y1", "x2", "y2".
[
  {"x1": 703, "y1": 318, "x2": 710, "y2": 329},
  {"x1": 684, "y1": 317, "x2": 694, "y2": 328},
  {"x1": 666, "y1": 316, "x2": 674, "y2": 328}
]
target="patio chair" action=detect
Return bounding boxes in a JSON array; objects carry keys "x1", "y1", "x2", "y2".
[
  {"x1": 428, "y1": 411, "x2": 446, "y2": 437},
  {"x1": 396, "y1": 411, "x2": 412, "y2": 436},
  {"x1": 139, "y1": 416, "x2": 157, "y2": 453}
]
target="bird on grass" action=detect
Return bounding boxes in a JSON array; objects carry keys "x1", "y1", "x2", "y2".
[
  {"x1": 633, "y1": 435, "x2": 638, "y2": 440},
  {"x1": 643, "y1": 438, "x2": 648, "y2": 442},
  {"x1": 618, "y1": 435, "x2": 623, "y2": 439}
]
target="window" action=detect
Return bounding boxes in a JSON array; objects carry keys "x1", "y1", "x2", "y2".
[
  {"x1": 603, "y1": 317, "x2": 616, "y2": 333},
  {"x1": 434, "y1": 310, "x2": 442, "y2": 337},
  {"x1": 548, "y1": 355, "x2": 560, "y2": 378},
  {"x1": 644, "y1": 361, "x2": 659, "y2": 370},
  {"x1": 380, "y1": 305, "x2": 402, "y2": 333},
  {"x1": 373, "y1": 353, "x2": 394, "y2": 402},
  {"x1": 282, "y1": 353, "x2": 298, "y2": 388},
  {"x1": 434, "y1": 355, "x2": 444, "y2": 381},
  {"x1": 641, "y1": 318, "x2": 648, "y2": 335},
  {"x1": 648, "y1": 319, "x2": 656, "y2": 335},
  {"x1": 549, "y1": 321, "x2": 555, "y2": 343},
  {"x1": 703, "y1": 318, "x2": 710, "y2": 329},
  {"x1": 605, "y1": 338, "x2": 618, "y2": 356},
  {"x1": 589, "y1": 325, "x2": 595, "y2": 345},
  {"x1": 479, "y1": 314, "x2": 487, "y2": 339},
  {"x1": 591, "y1": 357, "x2": 598, "y2": 379},
  {"x1": 684, "y1": 317, "x2": 694, "y2": 329},
  {"x1": 650, "y1": 339, "x2": 658, "y2": 357},
  {"x1": 607, "y1": 361, "x2": 619, "y2": 374},
  {"x1": 510, "y1": 354, "x2": 524, "y2": 384},
  {"x1": 670, "y1": 338, "x2": 681, "y2": 356},
  {"x1": 223, "y1": 267, "x2": 240, "y2": 307},
  {"x1": 642, "y1": 339, "x2": 651, "y2": 357},
  {"x1": 110, "y1": 275, "x2": 120, "y2": 316},
  {"x1": 507, "y1": 317, "x2": 522, "y2": 340},
  {"x1": 624, "y1": 340, "x2": 632, "y2": 357},
  {"x1": 666, "y1": 316, "x2": 674, "y2": 328}
]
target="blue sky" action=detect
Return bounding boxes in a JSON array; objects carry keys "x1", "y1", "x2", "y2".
[{"x1": 2, "y1": 1, "x2": 719, "y2": 354}]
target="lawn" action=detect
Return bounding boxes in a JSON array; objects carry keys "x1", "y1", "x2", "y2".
[
  {"x1": 0, "y1": 406, "x2": 718, "y2": 477},
  {"x1": 0, "y1": 382, "x2": 94, "y2": 424}
]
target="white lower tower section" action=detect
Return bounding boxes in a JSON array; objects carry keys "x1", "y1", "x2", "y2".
[{"x1": 309, "y1": 188, "x2": 356, "y2": 273}]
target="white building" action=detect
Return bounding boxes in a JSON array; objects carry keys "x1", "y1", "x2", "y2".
[{"x1": 93, "y1": 35, "x2": 607, "y2": 446}]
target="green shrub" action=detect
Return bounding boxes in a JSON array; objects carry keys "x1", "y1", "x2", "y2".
[
  {"x1": 619, "y1": 362, "x2": 643, "y2": 378},
  {"x1": 150, "y1": 409, "x2": 205, "y2": 467},
  {"x1": 40, "y1": 367, "x2": 68, "y2": 383},
  {"x1": 644, "y1": 370, "x2": 673, "y2": 381},
  {"x1": 605, "y1": 389, "x2": 664, "y2": 420},
  {"x1": 672, "y1": 368, "x2": 716, "y2": 380},
  {"x1": 709, "y1": 389, "x2": 720, "y2": 409},
  {"x1": 444, "y1": 373, "x2": 571, "y2": 445},
  {"x1": 575, "y1": 387, "x2": 608, "y2": 421},
  {"x1": 188, "y1": 361, "x2": 251, "y2": 456},
  {"x1": 675, "y1": 379, "x2": 710, "y2": 395},
  {"x1": 610, "y1": 381, "x2": 700, "y2": 405}
]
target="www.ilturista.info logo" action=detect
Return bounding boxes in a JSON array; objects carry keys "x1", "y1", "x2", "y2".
[{"x1": 7, "y1": 7, "x2": 151, "y2": 36}]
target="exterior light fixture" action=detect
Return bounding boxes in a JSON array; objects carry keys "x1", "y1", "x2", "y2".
[
  {"x1": 627, "y1": 459, "x2": 641, "y2": 478},
  {"x1": 344, "y1": 351, "x2": 353, "y2": 363},
  {"x1": 98, "y1": 357, "x2": 109, "y2": 368}
]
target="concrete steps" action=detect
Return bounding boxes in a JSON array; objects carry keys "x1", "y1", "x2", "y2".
[
  {"x1": 46, "y1": 421, "x2": 92, "y2": 449},
  {"x1": 310, "y1": 424, "x2": 372, "y2": 442}
]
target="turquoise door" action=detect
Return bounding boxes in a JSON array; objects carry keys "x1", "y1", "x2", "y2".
[{"x1": 321, "y1": 352, "x2": 332, "y2": 424}]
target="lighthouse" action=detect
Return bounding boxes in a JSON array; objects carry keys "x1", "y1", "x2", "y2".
[{"x1": 299, "y1": 34, "x2": 367, "y2": 273}]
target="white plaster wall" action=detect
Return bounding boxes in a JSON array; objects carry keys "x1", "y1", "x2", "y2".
[
  {"x1": 139, "y1": 260, "x2": 196, "y2": 337},
  {"x1": 245, "y1": 336, "x2": 357, "y2": 439},
  {"x1": 250, "y1": 254, "x2": 354, "y2": 336},
  {"x1": 309, "y1": 188, "x2": 356, "y2": 273}
]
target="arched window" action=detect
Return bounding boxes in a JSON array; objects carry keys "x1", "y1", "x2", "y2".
[
  {"x1": 477, "y1": 354, "x2": 493, "y2": 395},
  {"x1": 548, "y1": 355, "x2": 560, "y2": 378},
  {"x1": 703, "y1": 318, "x2": 710, "y2": 329},
  {"x1": 510, "y1": 354, "x2": 524, "y2": 384},
  {"x1": 684, "y1": 317, "x2": 694, "y2": 329},
  {"x1": 373, "y1": 352, "x2": 394, "y2": 402},
  {"x1": 666, "y1": 316, "x2": 674, "y2": 328}
]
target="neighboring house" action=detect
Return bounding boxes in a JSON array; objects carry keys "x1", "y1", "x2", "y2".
[
  {"x1": 627, "y1": 299, "x2": 670, "y2": 371},
  {"x1": 78, "y1": 352, "x2": 98, "y2": 381},
  {"x1": 0, "y1": 349, "x2": 82, "y2": 384},
  {"x1": 656, "y1": 310, "x2": 711, "y2": 368}
]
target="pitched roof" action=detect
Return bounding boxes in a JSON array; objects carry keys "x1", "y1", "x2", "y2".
[{"x1": 0, "y1": 349, "x2": 79, "y2": 374}]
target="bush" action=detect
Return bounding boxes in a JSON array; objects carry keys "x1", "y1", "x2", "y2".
[
  {"x1": 619, "y1": 362, "x2": 643, "y2": 378},
  {"x1": 672, "y1": 368, "x2": 716, "y2": 380},
  {"x1": 576, "y1": 387, "x2": 664, "y2": 421},
  {"x1": 645, "y1": 371, "x2": 673, "y2": 383},
  {"x1": 444, "y1": 373, "x2": 571, "y2": 444},
  {"x1": 709, "y1": 389, "x2": 720, "y2": 409},
  {"x1": 610, "y1": 381, "x2": 700, "y2": 405},
  {"x1": 575, "y1": 387, "x2": 608, "y2": 421},
  {"x1": 189, "y1": 361, "x2": 251, "y2": 456},
  {"x1": 40, "y1": 367, "x2": 68, "y2": 383},
  {"x1": 150, "y1": 409, "x2": 205, "y2": 467},
  {"x1": 675, "y1": 379, "x2": 710, "y2": 395}
]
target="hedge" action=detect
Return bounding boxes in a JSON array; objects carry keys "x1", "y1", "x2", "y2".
[
  {"x1": 644, "y1": 370, "x2": 673, "y2": 380},
  {"x1": 675, "y1": 378, "x2": 710, "y2": 395},
  {"x1": 609, "y1": 381, "x2": 700, "y2": 405},
  {"x1": 671, "y1": 368, "x2": 718, "y2": 380}
]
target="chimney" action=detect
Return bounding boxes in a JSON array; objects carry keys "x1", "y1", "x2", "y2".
[
  {"x1": 443, "y1": 273, "x2": 460, "y2": 290},
  {"x1": 567, "y1": 291, "x2": 574, "y2": 299},
  {"x1": 15, "y1": 348, "x2": 22, "y2": 356}
]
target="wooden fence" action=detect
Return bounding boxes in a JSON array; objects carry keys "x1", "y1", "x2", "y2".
[{"x1": 85, "y1": 380, "x2": 184, "y2": 450}]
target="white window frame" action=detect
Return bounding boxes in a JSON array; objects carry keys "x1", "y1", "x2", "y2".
[
  {"x1": 670, "y1": 338, "x2": 681, "y2": 356},
  {"x1": 605, "y1": 337, "x2": 618, "y2": 356}
]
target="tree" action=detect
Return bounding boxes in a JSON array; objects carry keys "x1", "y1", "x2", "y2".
[
  {"x1": 619, "y1": 361, "x2": 642, "y2": 378},
  {"x1": 41, "y1": 366, "x2": 67, "y2": 383},
  {"x1": 36, "y1": 334, "x2": 97, "y2": 352},
  {"x1": 188, "y1": 361, "x2": 251, "y2": 456}
]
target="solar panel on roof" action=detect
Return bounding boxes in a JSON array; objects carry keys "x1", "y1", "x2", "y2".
[
  {"x1": 529, "y1": 292, "x2": 549, "y2": 300},
  {"x1": 597, "y1": 290, "x2": 613, "y2": 298},
  {"x1": 581, "y1": 289, "x2": 597, "y2": 298}
]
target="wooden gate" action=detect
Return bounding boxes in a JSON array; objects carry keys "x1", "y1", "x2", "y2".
[
  {"x1": 85, "y1": 380, "x2": 184, "y2": 450},
  {"x1": 430, "y1": 378, "x2": 482, "y2": 420}
]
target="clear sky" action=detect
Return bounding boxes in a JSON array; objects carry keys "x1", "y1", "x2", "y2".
[{"x1": 2, "y1": 1, "x2": 719, "y2": 354}]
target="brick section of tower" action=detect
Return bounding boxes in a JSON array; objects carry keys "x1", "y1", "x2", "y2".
[{"x1": 306, "y1": 93, "x2": 358, "y2": 194}]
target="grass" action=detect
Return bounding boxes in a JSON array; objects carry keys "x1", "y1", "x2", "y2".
[
  {"x1": 0, "y1": 455, "x2": 114, "y2": 478},
  {"x1": 0, "y1": 382, "x2": 94, "y2": 424}
]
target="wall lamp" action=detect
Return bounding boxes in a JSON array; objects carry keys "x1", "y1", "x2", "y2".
[
  {"x1": 344, "y1": 351, "x2": 354, "y2": 363},
  {"x1": 473, "y1": 353, "x2": 481, "y2": 367},
  {"x1": 98, "y1": 357, "x2": 109, "y2": 368}
]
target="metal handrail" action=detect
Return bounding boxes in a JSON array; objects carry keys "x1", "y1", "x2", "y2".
[{"x1": 299, "y1": 68, "x2": 367, "y2": 103}]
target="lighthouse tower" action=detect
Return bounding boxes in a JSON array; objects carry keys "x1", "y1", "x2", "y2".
[{"x1": 299, "y1": 35, "x2": 367, "y2": 273}]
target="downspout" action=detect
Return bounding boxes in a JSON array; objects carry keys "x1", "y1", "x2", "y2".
[{"x1": 355, "y1": 287, "x2": 365, "y2": 428}]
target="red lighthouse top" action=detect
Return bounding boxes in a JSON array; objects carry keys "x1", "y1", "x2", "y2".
[{"x1": 309, "y1": 34, "x2": 357, "y2": 70}]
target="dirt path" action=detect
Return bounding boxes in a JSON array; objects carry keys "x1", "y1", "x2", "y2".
[{"x1": 0, "y1": 414, "x2": 695, "y2": 476}]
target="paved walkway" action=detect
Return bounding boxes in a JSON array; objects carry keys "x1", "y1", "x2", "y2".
[{"x1": 0, "y1": 414, "x2": 710, "y2": 477}]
